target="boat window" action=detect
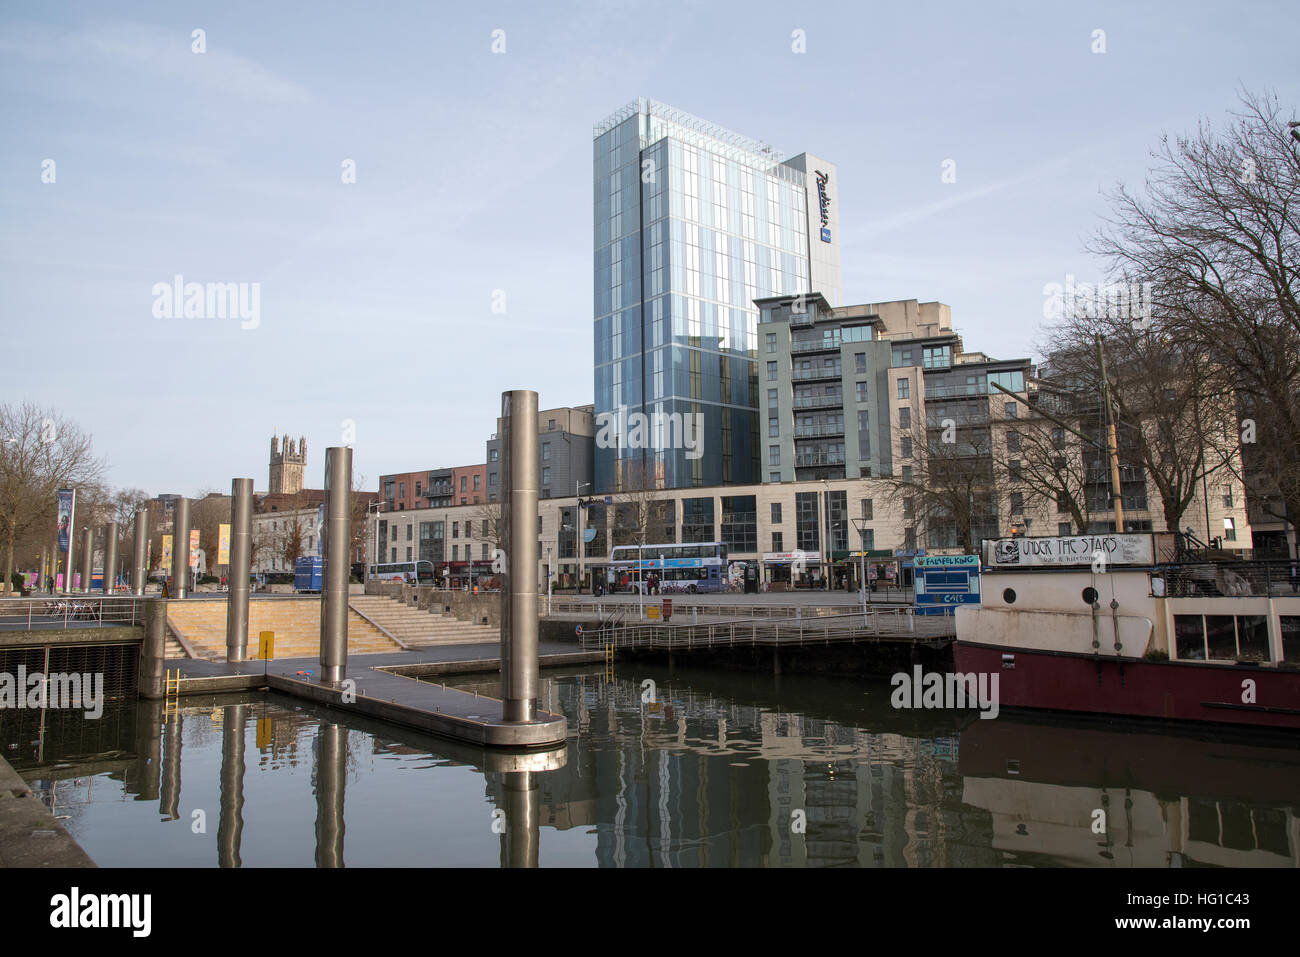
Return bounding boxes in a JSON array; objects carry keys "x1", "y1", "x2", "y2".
[
  {"x1": 1002, "y1": 588, "x2": 1016, "y2": 604},
  {"x1": 1082, "y1": 587, "x2": 1099, "y2": 605}
]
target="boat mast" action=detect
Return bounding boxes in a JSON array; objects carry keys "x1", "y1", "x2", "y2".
[{"x1": 1095, "y1": 334, "x2": 1127, "y2": 533}]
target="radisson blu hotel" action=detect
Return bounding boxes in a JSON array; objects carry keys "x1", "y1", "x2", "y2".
[{"x1": 593, "y1": 98, "x2": 842, "y2": 492}]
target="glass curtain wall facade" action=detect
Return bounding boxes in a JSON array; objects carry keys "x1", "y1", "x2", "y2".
[{"x1": 594, "y1": 98, "x2": 815, "y2": 492}]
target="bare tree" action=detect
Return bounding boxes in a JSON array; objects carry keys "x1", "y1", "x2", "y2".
[
  {"x1": 0, "y1": 404, "x2": 105, "y2": 593},
  {"x1": 1087, "y1": 89, "x2": 1300, "y2": 550},
  {"x1": 885, "y1": 417, "x2": 998, "y2": 554}
]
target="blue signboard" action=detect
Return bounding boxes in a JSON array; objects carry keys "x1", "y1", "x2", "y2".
[{"x1": 914, "y1": 554, "x2": 980, "y2": 616}]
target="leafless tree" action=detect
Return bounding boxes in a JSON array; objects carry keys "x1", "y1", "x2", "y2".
[
  {"x1": 885, "y1": 417, "x2": 998, "y2": 554},
  {"x1": 0, "y1": 403, "x2": 105, "y2": 593},
  {"x1": 1087, "y1": 89, "x2": 1300, "y2": 550}
]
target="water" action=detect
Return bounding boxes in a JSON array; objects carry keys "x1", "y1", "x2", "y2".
[{"x1": 3, "y1": 665, "x2": 1297, "y2": 867}]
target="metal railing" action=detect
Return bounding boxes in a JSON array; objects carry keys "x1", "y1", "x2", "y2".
[
  {"x1": 793, "y1": 394, "x2": 844, "y2": 410},
  {"x1": 578, "y1": 608, "x2": 954, "y2": 651},
  {"x1": 0, "y1": 597, "x2": 147, "y2": 630},
  {"x1": 795, "y1": 452, "x2": 846, "y2": 467},
  {"x1": 791, "y1": 366, "x2": 842, "y2": 381},
  {"x1": 1159, "y1": 561, "x2": 1300, "y2": 599},
  {"x1": 794, "y1": 423, "x2": 846, "y2": 438}
]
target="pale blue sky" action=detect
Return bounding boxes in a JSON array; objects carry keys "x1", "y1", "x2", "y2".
[{"x1": 2, "y1": 0, "x2": 1296, "y2": 494}]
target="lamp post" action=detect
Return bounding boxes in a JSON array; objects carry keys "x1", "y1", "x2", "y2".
[
  {"x1": 851, "y1": 517, "x2": 870, "y2": 607},
  {"x1": 576, "y1": 480, "x2": 592, "y2": 595},
  {"x1": 366, "y1": 500, "x2": 383, "y2": 583}
]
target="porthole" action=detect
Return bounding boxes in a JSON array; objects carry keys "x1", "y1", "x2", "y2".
[
  {"x1": 1082, "y1": 586, "x2": 1099, "y2": 604},
  {"x1": 1002, "y1": 588, "x2": 1017, "y2": 604}
]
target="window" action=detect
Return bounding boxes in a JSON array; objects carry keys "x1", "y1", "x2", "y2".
[
  {"x1": 855, "y1": 352, "x2": 866, "y2": 374},
  {"x1": 465, "y1": 521, "x2": 473, "y2": 537},
  {"x1": 1051, "y1": 428, "x2": 1065, "y2": 449},
  {"x1": 898, "y1": 408, "x2": 911, "y2": 429},
  {"x1": 452, "y1": 544, "x2": 459, "y2": 561},
  {"x1": 482, "y1": 544, "x2": 490, "y2": 560},
  {"x1": 406, "y1": 547, "x2": 412, "y2": 561},
  {"x1": 1009, "y1": 460, "x2": 1022, "y2": 482},
  {"x1": 399, "y1": 482, "x2": 405, "y2": 498},
  {"x1": 461, "y1": 476, "x2": 467, "y2": 491},
  {"x1": 1005, "y1": 402, "x2": 1018, "y2": 418},
  {"x1": 1224, "y1": 518, "x2": 1237, "y2": 541},
  {"x1": 861, "y1": 499, "x2": 873, "y2": 520},
  {"x1": 904, "y1": 527, "x2": 916, "y2": 550},
  {"x1": 897, "y1": 378, "x2": 910, "y2": 399},
  {"x1": 770, "y1": 472, "x2": 781, "y2": 483},
  {"x1": 768, "y1": 388, "x2": 778, "y2": 409},
  {"x1": 1006, "y1": 430, "x2": 1020, "y2": 453},
  {"x1": 771, "y1": 532, "x2": 783, "y2": 552},
  {"x1": 900, "y1": 436, "x2": 913, "y2": 459},
  {"x1": 1059, "y1": 522, "x2": 1072, "y2": 536},
  {"x1": 769, "y1": 445, "x2": 780, "y2": 466},
  {"x1": 452, "y1": 521, "x2": 459, "y2": 538},
  {"x1": 766, "y1": 332, "x2": 777, "y2": 353},
  {"x1": 490, "y1": 449, "x2": 499, "y2": 462},
  {"x1": 858, "y1": 409, "x2": 869, "y2": 431},
  {"x1": 543, "y1": 467, "x2": 551, "y2": 484},
  {"x1": 922, "y1": 345, "x2": 951, "y2": 368},
  {"x1": 856, "y1": 381, "x2": 868, "y2": 402},
  {"x1": 769, "y1": 417, "x2": 779, "y2": 437},
  {"x1": 542, "y1": 442, "x2": 551, "y2": 460},
  {"x1": 901, "y1": 465, "x2": 913, "y2": 483},
  {"x1": 406, "y1": 525, "x2": 412, "y2": 541},
  {"x1": 474, "y1": 475, "x2": 480, "y2": 490},
  {"x1": 767, "y1": 361, "x2": 778, "y2": 381},
  {"x1": 859, "y1": 528, "x2": 875, "y2": 550},
  {"x1": 1222, "y1": 487, "x2": 1234, "y2": 508},
  {"x1": 771, "y1": 502, "x2": 783, "y2": 523},
  {"x1": 548, "y1": 419, "x2": 556, "y2": 430},
  {"x1": 1011, "y1": 492, "x2": 1024, "y2": 514},
  {"x1": 903, "y1": 497, "x2": 914, "y2": 520}
]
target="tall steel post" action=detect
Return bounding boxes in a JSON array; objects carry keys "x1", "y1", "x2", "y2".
[
  {"x1": 500, "y1": 390, "x2": 539, "y2": 723},
  {"x1": 80, "y1": 526, "x2": 94, "y2": 594},
  {"x1": 171, "y1": 498, "x2": 190, "y2": 599},
  {"x1": 314, "y1": 720, "x2": 347, "y2": 867},
  {"x1": 320, "y1": 448, "x2": 352, "y2": 683},
  {"x1": 225, "y1": 479, "x2": 253, "y2": 662},
  {"x1": 102, "y1": 522, "x2": 118, "y2": 594},
  {"x1": 131, "y1": 508, "x2": 149, "y2": 596}
]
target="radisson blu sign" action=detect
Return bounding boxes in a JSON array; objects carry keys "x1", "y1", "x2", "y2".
[{"x1": 814, "y1": 170, "x2": 831, "y2": 243}]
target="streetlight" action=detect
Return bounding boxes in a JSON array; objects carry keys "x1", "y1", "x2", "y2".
[
  {"x1": 819, "y1": 480, "x2": 832, "y2": 591},
  {"x1": 366, "y1": 500, "x2": 383, "y2": 583},
  {"x1": 576, "y1": 480, "x2": 592, "y2": 595},
  {"x1": 851, "y1": 517, "x2": 871, "y2": 607}
]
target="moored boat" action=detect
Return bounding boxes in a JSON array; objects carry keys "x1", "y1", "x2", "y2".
[{"x1": 953, "y1": 532, "x2": 1300, "y2": 729}]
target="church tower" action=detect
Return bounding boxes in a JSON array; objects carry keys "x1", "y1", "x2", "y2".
[{"x1": 269, "y1": 434, "x2": 307, "y2": 494}]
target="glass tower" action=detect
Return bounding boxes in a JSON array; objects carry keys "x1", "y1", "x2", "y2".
[{"x1": 593, "y1": 98, "x2": 840, "y2": 492}]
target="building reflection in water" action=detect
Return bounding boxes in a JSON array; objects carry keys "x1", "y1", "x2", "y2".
[{"x1": 6, "y1": 675, "x2": 1298, "y2": 868}]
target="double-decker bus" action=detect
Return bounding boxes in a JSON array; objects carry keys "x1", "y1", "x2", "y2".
[
  {"x1": 367, "y1": 560, "x2": 436, "y2": 585},
  {"x1": 607, "y1": 542, "x2": 728, "y2": 594}
]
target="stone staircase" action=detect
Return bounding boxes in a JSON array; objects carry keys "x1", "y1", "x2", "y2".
[
  {"x1": 166, "y1": 598, "x2": 402, "y2": 660},
  {"x1": 349, "y1": 594, "x2": 499, "y2": 648}
]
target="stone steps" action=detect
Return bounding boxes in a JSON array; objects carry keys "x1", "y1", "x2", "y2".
[
  {"x1": 349, "y1": 595, "x2": 499, "y2": 646},
  {"x1": 167, "y1": 599, "x2": 402, "y2": 661}
]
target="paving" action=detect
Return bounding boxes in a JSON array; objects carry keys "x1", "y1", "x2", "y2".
[{"x1": 0, "y1": 753, "x2": 96, "y2": 867}]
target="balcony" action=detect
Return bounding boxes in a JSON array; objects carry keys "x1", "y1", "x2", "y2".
[
  {"x1": 794, "y1": 423, "x2": 846, "y2": 438},
  {"x1": 791, "y1": 338, "x2": 841, "y2": 355},
  {"x1": 795, "y1": 452, "x2": 846, "y2": 467},
  {"x1": 923, "y1": 384, "x2": 987, "y2": 400},
  {"x1": 793, "y1": 394, "x2": 844, "y2": 411},
  {"x1": 792, "y1": 366, "x2": 842, "y2": 382}
]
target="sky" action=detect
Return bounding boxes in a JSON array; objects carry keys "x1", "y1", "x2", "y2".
[{"x1": 2, "y1": 0, "x2": 1297, "y2": 497}]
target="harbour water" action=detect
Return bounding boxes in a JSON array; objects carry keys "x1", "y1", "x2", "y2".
[{"x1": 3, "y1": 665, "x2": 1296, "y2": 867}]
